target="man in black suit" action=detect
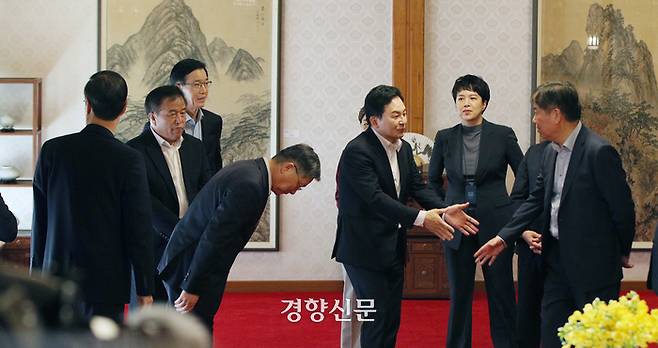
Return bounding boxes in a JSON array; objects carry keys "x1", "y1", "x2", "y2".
[
  {"x1": 647, "y1": 224, "x2": 658, "y2": 295},
  {"x1": 475, "y1": 81, "x2": 635, "y2": 348},
  {"x1": 158, "y1": 144, "x2": 321, "y2": 334},
  {"x1": 509, "y1": 140, "x2": 550, "y2": 348},
  {"x1": 333, "y1": 85, "x2": 478, "y2": 348},
  {"x1": 127, "y1": 86, "x2": 211, "y2": 303},
  {"x1": 0, "y1": 193, "x2": 17, "y2": 243},
  {"x1": 170, "y1": 59, "x2": 223, "y2": 174},
  {"x1": 31, "y1": 71, "x2": 154, "y2": 323}
]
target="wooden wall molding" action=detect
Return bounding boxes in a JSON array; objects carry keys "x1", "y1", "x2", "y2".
[{"x1": 393, "y1": 0, "x2": 425, "y2": 134}]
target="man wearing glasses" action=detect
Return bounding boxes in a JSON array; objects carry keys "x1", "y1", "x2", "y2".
[
  {"x1": 158, "y1": 144, "x2": 321, "y2": 335},
  {"x1": 170, "y1": 58, "x2": 224, "y2": 175}
]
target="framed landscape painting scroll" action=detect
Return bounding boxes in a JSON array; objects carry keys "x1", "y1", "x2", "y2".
[
  {"x1": 533, "y1": 0, "x2": 658, "y2": 248},
  {"x1": 99, "y1": 0, "x2": 281, "y2": 250}
]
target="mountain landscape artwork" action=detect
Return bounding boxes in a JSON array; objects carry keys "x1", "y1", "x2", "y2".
[
  {"x1": 100, "y1": 0, "x2": 278, "y2": 249},
  {"x1": 538, "y1": 1, "x2": 658, "y2": 245}
]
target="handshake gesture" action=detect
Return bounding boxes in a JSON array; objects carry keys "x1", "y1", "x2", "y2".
[{"x1": 423, "y1": 202, "x2": 479, "y2": 240}]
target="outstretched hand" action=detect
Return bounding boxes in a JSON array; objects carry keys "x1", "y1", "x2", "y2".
[
  {"x1": 474, "y1": 236, "x2": 506, "y2": 266},
  {"x1": 444, "y1": 202, "x2": 479, "y2": 235},
  {"x1": 423, "y1": 209, "x2": 454, "y2": 240}
]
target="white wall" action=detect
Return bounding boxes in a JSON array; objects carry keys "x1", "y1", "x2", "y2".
[
  {"x1": 0, "y1": 0, "x2": 97, "y2": 231},
  {"x1": 424, "y1": 0, "x2": 649, "y2": 282},
  {"x1": 230, "y1": 0, "x2": 392, "y2": 280},
  {"x1": 0, "y1": 0, "x2": 392, "y2": 281},
  {"x1": 0, "y1": 0, "x2": 649, "y2": 282}
]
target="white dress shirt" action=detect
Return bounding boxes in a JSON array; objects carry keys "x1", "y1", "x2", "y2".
[
  {"x1": 151, "y1": 127, "x2": 189, "y2": 218},
  {"x1": 263, "y1": 157, "x2": 272, "y2": 192},
  {"x1": 549, "y1": 122, "x2": 582, "y2": 239},
  {"x1": 371, "y1": 128, "x2": 426, "y2": 227},
  {"x1": 184, "y1": 108, "x2": 204, "y2": 141}
]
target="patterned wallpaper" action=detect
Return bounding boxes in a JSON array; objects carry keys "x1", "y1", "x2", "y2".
[
  {"x1": 424, "y1": 0, "x2": 533, "y2": 151},
  {"x1": 423, "y1": 0, "x2": 648, "y2": 281},
  {"x1": 230, "y1": 0, "x2": 392, "y2": 280},
  {"x1": 0, "y1": 0, "x2": 648, "y2": 281}
]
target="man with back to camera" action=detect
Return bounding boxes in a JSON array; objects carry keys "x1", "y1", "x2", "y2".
[
  {"x1": 158, "y1": 144, "x2": 321, "y2": 335},
  {"x1": 31, "y1": 70, "x2": 154, "y2": 323},
  {"x1": 170, "y1": 59, "x2": 223, "y2": 175},
  {"x1": 127, "y1": 85, "x2": 211, "y2": 303},
  {"x1": 474, "y1": 81, "x2": 635, "y2": 348},
  {"x1": 332, "y1": 85, "x2": 479, "y2": 348}
]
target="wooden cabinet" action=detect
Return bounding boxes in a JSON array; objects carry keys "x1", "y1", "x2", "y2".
[
  {"x1": 0, "y1": 78, "x2": 42, "y2": 187},
  {"x1": 404, "y1": 226, "x2": 450, "y2": 299},
  {"x1": 0, "y1": 236, "x2": 31, "y2": 270}
]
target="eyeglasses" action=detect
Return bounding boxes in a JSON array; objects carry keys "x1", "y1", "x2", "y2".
[
  {"x1": 183, "y1": 80, "x2": 213, "y2": 90},
  {"x1": 292, "y1": 163, "x2": 304, "y2": 192}
]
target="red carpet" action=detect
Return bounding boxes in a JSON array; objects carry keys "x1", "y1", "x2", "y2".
[{"x1": 214, "y1": 290, "x2": 658, "y2": 348}]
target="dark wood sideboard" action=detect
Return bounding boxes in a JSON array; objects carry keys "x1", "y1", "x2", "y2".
[
  {"x1": 403, "y1": 224, "x2": 450, "y2": 299},
  {"x1": 0, "y1": 235, "x2": 31, "y2": 271}
]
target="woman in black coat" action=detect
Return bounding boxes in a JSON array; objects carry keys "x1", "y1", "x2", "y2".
[{"x1": 429, "y1": 75, "x2": 523, "y2": 348}]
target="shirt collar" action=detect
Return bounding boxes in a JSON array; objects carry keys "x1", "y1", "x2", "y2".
[
  {"x1": 371, "y1": 127, "x2": 402, "y2": 152},
  {"x1": 551, "y1": 121, "x2": 582, "y2": 152},
  {"x1": 185, "y1": 109, "x2": 204, "y2": 126},
  {"x1": 150, "y1": 126, "x2": 183, "y2": 149},
  {"x1": 263, "y1": 157, "x2": 272, "y2": 192}
]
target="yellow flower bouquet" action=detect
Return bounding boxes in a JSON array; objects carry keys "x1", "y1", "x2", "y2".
[{"x1": 558, "y1": 291, "x2": 658, "y2": 347}]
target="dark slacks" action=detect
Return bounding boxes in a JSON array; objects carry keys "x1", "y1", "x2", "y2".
[
  {"x1": 129, "y1": 268, "x2": 169, "y2": 309},
  {"x1": 81, "y1": 302, "x2": 124, "y2": 324},
  {"x1": 516, "y1": 242, "x2": 543, "y2": 348},
  {"x1": 541, "y1": 240, "x2": 620, "y2": 348},
  {"x1": 445, "y1": 234, "x2": 517, "y2": 348},
  {"x1": 164, "y1": 280, "x2": 225, "y2": 335},
  {"x1": 343, "y1": 262, "x2": 404, "y2": 348}
]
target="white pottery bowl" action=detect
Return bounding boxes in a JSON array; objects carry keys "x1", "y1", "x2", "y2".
[
  {"x1": 0, "y1": 165, "x2": 20, "y2": 182},
  {"x1": 0, "y1": 115, "x2": 15, "y2": 130}
]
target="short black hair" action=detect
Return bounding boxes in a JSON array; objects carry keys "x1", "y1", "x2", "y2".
[
  {"x1": 169, "y1": 59, "x2": 209, "y2": 85},
  {"x1": 84, "y1": 70, "x2": 128, "y2": 121},
  {"x1": 359, "y1": 85, "x2": 404, "y2": 125},
  {"x1": 451, "y1": 74, "x2": 490, "y2": 105},
  {"x1": 144, "y1": 86, "x2": 186, "y2": 115},
  {"x1": 532, "y1": 81, "x2": 581, "y2": 121},
  {"x1": 273, "y1": 144, "x2": 321, "y2": 181}
]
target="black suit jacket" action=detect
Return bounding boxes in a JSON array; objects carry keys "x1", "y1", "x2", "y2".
[
  {"x1": 332, "y1": 128, "x2": 445, "y2": 271},
  {"x1": 0, "y1": 195, "x2": 18, "y2": 243},
  {"x1": 31, "y1": 124, "x2": 154, "y2": 303},
  {"x1": 648, "y1": 224, "x2": 658, "y2": 294},
  {"x1": 127, "y1": 128, "x2": 211, "y2": 262},
  {"x1": 200, "y1": 109, "x2": 223, "y2": 175},
  {"x1": 158, "y1": 158, "x2": 269, "y2": 294},
  {"x1": 499, "y1": 126, "x2": 635, "y2": 291},
  {"x1": 509, "y1": 141, "x2": 550, "y2": 233},
  {"x1": 0, "y1": 193, "x2": 17, "y2": 243},
  {"x1": 429, "y1": 119, "x2": 523, "y2": 250}
]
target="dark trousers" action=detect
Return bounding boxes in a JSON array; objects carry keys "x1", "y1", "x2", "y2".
[
  {"x1": 445, "y1": 234, "x2": 517, "y2": 348},
  {"x1": 516, "y1": 242, "x2": 543, "y2": 348},
  {"x1": 541, "y1": 240, "x2": 620, "y2": 348},
  {"x1": 343, "y1": 262, "x2": 404, "y2": 348},
  {"x1": 81, "y1": 302, "x2": 124, "y2": 324},
  {"x1": 164, "y1": 280, "x2": 226, "y2": 335},
  {"x1": 129, "y1": 269, "x2": 169, "y2": 310}
]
